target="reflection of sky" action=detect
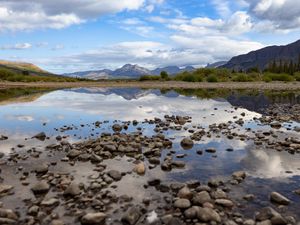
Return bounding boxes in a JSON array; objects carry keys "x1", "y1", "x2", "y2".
[{"x1": 0, "y1": 88, "x2": 299, "y2": 181}]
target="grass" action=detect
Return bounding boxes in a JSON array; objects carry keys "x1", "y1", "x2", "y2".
[{"x1": 0, "y1": 68, "x2": 86, "y2": 82}]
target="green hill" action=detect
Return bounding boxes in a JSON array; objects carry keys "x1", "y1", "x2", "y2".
[{"x1": 0, "y1": 60, "x2": 82, "y2": 82}]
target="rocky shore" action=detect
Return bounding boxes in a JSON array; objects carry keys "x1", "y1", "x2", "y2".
[{"x1": 0, "y1": 107, "x2": 299, "y2": 225}]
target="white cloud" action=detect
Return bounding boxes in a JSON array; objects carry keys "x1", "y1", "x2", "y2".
[
  {"x1": 0, "y1": 0, "x2": 149, "y2": 31},
  {"x1": 51, "y1": 44, "x2": 65, "y2": 51},
  {"x1": 0, "y1": 43, "x2": 32, "y2": 50},
  {"x1": 246, "y1": 0, "x2": 300, "y2": 30}
]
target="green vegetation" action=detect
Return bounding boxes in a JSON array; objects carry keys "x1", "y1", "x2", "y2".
[
  {"x1": 139, "y1": 67, "x2": 300, "y2": 83},
  {"x1": 0, "y1": 68, "x2": 85, "y2": 82}
]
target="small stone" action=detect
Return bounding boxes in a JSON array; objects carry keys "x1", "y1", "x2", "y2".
[
  {"x1": 174, "y1": 199, "x2": 191, "y2": 209},
  {"x1": 178, "y1": 186, "x2": 193, "y2": 200},
  {"x1": 0, "y1": 185, "x2": 13, "y2": 194},
  {"x1": 107, "y1": 170, "x2": 122, "y2": 181},
  {"x1": 121, "y1": 206, "x2": 142, "y2": 225},
  {"x1": 34, "y1": 163, "x2": 48, "y2": 174},
  {"x1": 180, "y1": 138, "x2": 194, "y2": 149},
  {"x1": 41, "y1": 198, "x2": 60, "y2": 207},
  {"x1": 112, "y1": 124, "x2": 122, "y2": 132},
  {"x1": 67, "y1": 150, "x2": 81, "y2": 158},
  {"x1": 81, "y1": 212, "x2": 106, "y2": 225},
  {"x1": 63, "y1": 183, "x2": 81, "y2": 196},
  {"x1": 192, "y1": 191, "x2": 211, "y2": 205},
  {"x1": 270, "y1": 192, "x2": 290, "y2": 205},
  {"x1": 215, "y1": 199, "x2": 234, "y2": 207},
  {"x1": 31, "y1": 181, "x2": 50, "y2": 194},
  {"x1": 33, "y1": 132, "x2": 46, "y2": 141},
  {"x1": 134, "y1": 162, "x2": 146, "y2": 175},
  {"x1": 197, "y1": 207, "x2": 221, "y2": 222}
]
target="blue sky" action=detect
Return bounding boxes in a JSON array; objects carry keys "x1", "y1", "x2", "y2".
[{"x1": 0, "y1": 0, "x2": 300, "y2": 74}]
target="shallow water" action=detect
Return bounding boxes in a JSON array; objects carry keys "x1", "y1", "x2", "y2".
[{"x1": 0, "y1": 87, "x2": 300, "y2": 222}]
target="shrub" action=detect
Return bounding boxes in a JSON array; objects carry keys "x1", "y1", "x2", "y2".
[
  {"x1": 160, "y1": 71, "x2": 169, "y2": 80},
  {"x1": 233, "y1": 73, "x2": 251, "y2": 82},
  {"x1": 294, "y1": 72, "x2": 300, "y2": 81},
  {"x1": 206, "y1": 75, "x2": 218, "y2": 82},
  {"x1": 139, "y1": 75, "x2": 160, "y2": 81},
  {"x1": 263, "y1": 73, "x2": 293, "y2": 82}
]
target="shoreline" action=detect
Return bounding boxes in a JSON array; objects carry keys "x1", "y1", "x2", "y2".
[{"x1": 0, "y1": 81, "x2": 300, "y2": 90}]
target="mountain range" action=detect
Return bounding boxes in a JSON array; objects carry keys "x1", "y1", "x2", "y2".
[
  {"x1": 63, "y1": 64, "x2": 195, "y2": 80},
  {"x1": 222, "y1": 39, "x2": 300, "y2": 71}
]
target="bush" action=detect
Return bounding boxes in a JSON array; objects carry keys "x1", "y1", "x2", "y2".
[
  {"x1": 263, "y1": 73, "x2": 294, "y2": 82},
  {"x1": 294, "y1": 73, "x2": 300, "y2": 81},
  {"x1": 233, "y1": 73, "x2": 251, "y2": 82},
  {"x1": 174, "y1": 71, "x2": 203, "y2": 82},
  {"x1": 160, "y1": 71, "x2": 169, "y2": 80},
  {"x1": 206, "y1": 75, "x2": 218, "y2": 82},
  {"x1": 139, "y1": 75, "x2": 160, "y2": 81}
]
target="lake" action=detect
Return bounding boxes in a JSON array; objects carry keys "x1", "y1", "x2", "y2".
[{"x1": 0, "y1": 87, "x2": 299, "y2": 224}]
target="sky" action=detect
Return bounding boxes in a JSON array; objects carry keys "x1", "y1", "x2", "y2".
[{"x1": 0, "y1": 0, "x2": 300, "y2": 74}]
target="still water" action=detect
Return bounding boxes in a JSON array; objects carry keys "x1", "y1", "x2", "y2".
[{"x1": 0, "y1": 87, "x2": 300, "y2": 220}]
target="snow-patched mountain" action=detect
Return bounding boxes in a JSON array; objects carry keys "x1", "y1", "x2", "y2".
[{"x1": 63, "y1": 64, "x2": 195, "y2": 80}]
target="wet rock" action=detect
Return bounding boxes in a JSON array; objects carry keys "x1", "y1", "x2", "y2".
[
  {"x1": 112, "y1": 124, "x2": 122, "y2": 132},
  {"x1": 0, "y1": 135, "x2": 8, "y2": 141},
  {"x1": 33, "y1": 132, "x2": 46, "y2": 141},
  {"x1": 270, "y1": 192, "x2": 290, "y2": 205},
  {"x1": 211, "y1": 189, "x2": 227, "y2": 199},
  {"x1": 148, "y1": 179, "x2": 161, "y2": 186},
  {"x1": 192, "y1": 191, "x2": 211, "y2": 205},
  {"x1": 121, "y1": 206, "x2": 142, "y2": 225},
  {"x1": 256, "y1": 207, "x2": 286, "y2": 225},
  {"x1": 215, "y1": 199, "x2": 234, "y2": 208},
  {"x1": 34, "y1": 163, "x2": 49, "y2": 174},
  {"x1": 41, "y1": 198, "x2": 60, "y2": 207},
  {"x1": 63, "y1": 183, "x2": 81, "y2": 197},
  {"x1": 184, "y1": 206, "x2": 199, "y2": 219},
  {"x1": 31, "y1": 181, "x2": 50, "y2": 194},
  {"x1": 270, "y1": 122, "x2": 281, "y2": 129},
  {"x1": 0, "y1": 184, "x2": 13, "y2": 195},
  {"x1": 174, "y1": 199, "x2": 191, "y2": 209},
  {"x1": 180, "y1": 138, "x2": 194, "y2": 149},
  {"x1": 81, "y1": 212, "x2": 106, "y2": 225},
  {"x1": 134, "y1": 162, "x2": 146, "y2": 175},
  {"x1": 171, "y1": 161, "x2": 185, "y2": 168},
  {"x1": 107, "y1": 170, "x2": 122, "y2": 181},
  {"x1": 67, "y1": 149, "x2": 81, "y2": 158},
  {"x1": 178, "y1": 186, "x2": 193, "y2": 200},
  {"x1": 205, "y1": 148, "x2": 216, "y2": 153},
  {"x1": 232, "y1": 171, "x2": 246, "y2": 181},
  {"x1": 197, "y1": 207, "x2": 221, "y2": 222}
]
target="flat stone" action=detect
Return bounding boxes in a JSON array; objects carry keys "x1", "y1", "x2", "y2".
[
  {"x1": 81, "y1": 212, "x2": 107, "y2": 225},
  {"x1": 192, "y1": 191, "x2": 211, "y2": 205},
  {"x1": 31, "y1": 181, "x2": 50, "y2": 194},
  {"x1": 63, "y1": 183, "x2": 81, "y2": 196},
  {"x1": 215, "y1": 199, "x2": 234, "y2": 207},
  {"x1": 174, "y1": 199, "x2": 191, "y2": 209},
  {"x1": 41, "y1": 198, "x2": 60, "y2": 207},
  {"x1": 121, "y1": 206, "x2": 142, "y2": 225}
]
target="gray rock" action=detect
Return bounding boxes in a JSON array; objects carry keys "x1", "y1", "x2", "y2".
[
  {"x1": 215, "y1": 199, "x2": 234, "y2": 207},
  {"x1": 34, "y1": 163, "x2": 49, "y2": 174},
  {"x1": 184, "y1": 206, "x2": 199, "y2": 219},
  {"x1": 81, "y1": 212, "x2": 106, "y2": 225},
  {"x1": 255, "y1": 207, "x2": 287, "y2": 224},
  {"x1": 31, "y1": 181, "x2": 50, "y2": 194},
  {"x1": 270, "y1": 192, "x2": 290, "y2": 205},
  {"x1": 192, "y1": 191, "x2": 211, "y2": 205},
  {"x1": 0, "y1": 185, "x2": 13, "y2": 194},
  {"x1": 33, "y1": 132, "x2": 46, "y2": 141},
  {"x1": 174, "y1": 199, "x2": 191, "y2": 209},
  {"x1": 178, "y1": 186, "x2": 193, "y2": 200},
  {"x1": 112, "y1": 124, "x2": 122, "y2": 132},
  {"x1": 63, "y1": 183, "x2": 81, "y2": 196},
  {"x1": 107, "y1": 170, "x2": 122, "y2": 181},
  {"x1": 41, "y1": 198, "x2": 60, "y2": 207},
  {"x1": 67, "y1": 150, "x2": 81, "y2": 158},
  {"x1": 121, "y1": 206, "x2": 142, "y2": 225},
  {"x1": 180, "y1": 138, "x2": 194, "y2": 149},
  {"x1": 197, "y1": 207, "x2": 221, "y2": 222}
]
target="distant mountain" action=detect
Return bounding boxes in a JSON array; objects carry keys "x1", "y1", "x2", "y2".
[
  {"x1": 64, "y1": 69, "x2": 112, "y2": 80},
  {"x1": 206, "y1": 61, "x2": 227, "y2": 68},
  {"x1": 222, "y1": 39, "x2": 300, "y2": 71},
  {"x1": 64, "y1": 64, "x2": 195, "y2": 80},
  {"x1": 151, "y1": 66, "x2": 195, "y2": 75},
  {"x1": 111, "y1": 64, "x2": 151, "y2": 78}
]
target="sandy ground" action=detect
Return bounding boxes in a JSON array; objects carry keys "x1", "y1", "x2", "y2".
[{"x1": 0, "y1": 81, "x2": 300, "y2": 90}]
